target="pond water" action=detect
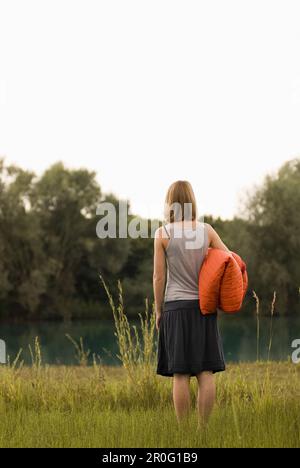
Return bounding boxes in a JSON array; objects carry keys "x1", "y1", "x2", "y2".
[{"x1": 1, "y1": 314, "x2": 300, "y2": 366}]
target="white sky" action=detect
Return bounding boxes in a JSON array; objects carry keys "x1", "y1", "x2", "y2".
[{"x1": 1, "y1": 0, "x2": 300, "y2": 220}]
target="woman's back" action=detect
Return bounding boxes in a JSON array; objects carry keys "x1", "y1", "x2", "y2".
[
  {"x1": 155, "y1": 180, "x2": 226, "y2": 388},
  {"x1": 164, "y1": 221, "x2": 209, "y2": 301}
]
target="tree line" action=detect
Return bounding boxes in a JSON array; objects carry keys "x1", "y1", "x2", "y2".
[{"x1": 0, "y1": 157, "x2": 299, "y2": 321}]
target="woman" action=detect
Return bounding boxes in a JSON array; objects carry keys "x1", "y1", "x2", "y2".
[{"x1": 153, "y1": 180, "x2": 229, "y2": 427}]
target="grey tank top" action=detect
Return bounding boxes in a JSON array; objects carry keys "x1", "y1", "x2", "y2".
[{"x1": 163, "y1": 221, "x2": 209, "y2": 302}]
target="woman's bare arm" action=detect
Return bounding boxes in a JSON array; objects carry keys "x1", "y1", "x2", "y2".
[
  {"x1": 153, "y1": 227, "x2": 167, "y2": 330},
  {"x1": 206, "y1": 223, "x2": 231, "y2": 252}
]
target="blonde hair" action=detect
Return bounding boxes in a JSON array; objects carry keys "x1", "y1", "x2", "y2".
[{"x1": 164, "y1": 180, "x2": 198, "y2": 223}]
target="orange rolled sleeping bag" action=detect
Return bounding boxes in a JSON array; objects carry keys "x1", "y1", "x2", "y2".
[{"x1": 199, "y1": 248, "x2": 248, "y2": 315}]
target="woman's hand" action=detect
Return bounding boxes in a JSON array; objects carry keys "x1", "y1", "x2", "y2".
[{"x1": 156, "y1": 312, "x2": 162, "y2": 331}]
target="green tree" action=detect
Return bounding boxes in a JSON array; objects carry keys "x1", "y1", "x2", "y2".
[
  {"x1": 244, "y1": 158, "x2": 300, "y2": 314},
  {"x1": 30, "y1": 162, "x2": 103, "y2": 320},
  {"x1": 0, "y1": 159, "x2": 45, "y2": 318}
]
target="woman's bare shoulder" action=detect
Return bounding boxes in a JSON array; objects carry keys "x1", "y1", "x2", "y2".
[
  {"x1": 203, "y1": 223, "x2": 213, "y2": 244},
  {"x1": 203, "y1": 222, "x2": 212, "y2": 232},
  {"x1": 154, "y1": 225, "x2": 170, "y2": 239},
  {"x1": 154, "y1": 226, "x2": 163, "y2": 239}
]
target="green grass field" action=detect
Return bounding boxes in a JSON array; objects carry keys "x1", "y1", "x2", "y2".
[
  {"x1": 0, "y1": 361, "x2": 299, "y2": 448},
  {"x1": 1, "y1": 282, "x2": 299, "y2": 448}
]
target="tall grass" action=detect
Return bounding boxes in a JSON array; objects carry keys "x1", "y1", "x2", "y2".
[
  {"x1": 267, "y1": 291, "x2": 277, "y2": 361},
  {"x1": 0, "y1": 362, "x2": 299, "y2": 447},
  {"x1": 252, "y1": 290, "x2": 260, "y2": 361},
  {"x1": 65, "y1": 334, "x2": 91, "y2": 366},
  {"x1": 0, "y1": 282, "x2": 299, "y2": 447},
  {"x1": 28, "y1": 336, "x2": 42, "y2": 369},
  {"x1": 99, "y1": 275, "x2": 157, "y2": 402}
]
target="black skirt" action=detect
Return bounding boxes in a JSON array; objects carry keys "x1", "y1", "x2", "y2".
[{"x1": 156, "y1": 299, "x2": 226, "y2": 377}]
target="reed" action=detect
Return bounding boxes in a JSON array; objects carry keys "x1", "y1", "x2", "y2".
[
  {"x1": 267, "y1": 291, "x2": 277, "y2": 361},
  {"x1": 252, "y1": 290, "x2": 260, "y2": 361},
  {"x1": 65, "y1": 334, "x2": 91, "y2": 366},
  {"x1": 99, "y1": 275, "x2": 157, "y2": 401},
  {"x1": 28, "y1": 336, "x2": 42, "y2": 370}
]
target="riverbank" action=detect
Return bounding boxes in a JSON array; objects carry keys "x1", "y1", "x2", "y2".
[
  {"x1": 2, "y1": 314, "x2": 300, "y2": 365},
  {"x1": 0, "y1": 361, "x2": 299, "y2": 448}
]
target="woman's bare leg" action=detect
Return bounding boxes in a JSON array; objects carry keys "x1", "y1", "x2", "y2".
[
  {"x1": 172, "y1": 373, "x2": 191, "y2": 422},
  {"x1": 196, "y1": 371, "x2": 215, "y2": 427}
]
